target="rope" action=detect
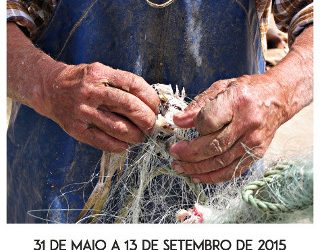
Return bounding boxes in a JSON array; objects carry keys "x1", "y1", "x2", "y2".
[
  {"x1": 145, "y1": 0, "x2": 176, "y2": 8},
  {"x1": 242, "y1": 163, "x2": 294, "y2": 213}
]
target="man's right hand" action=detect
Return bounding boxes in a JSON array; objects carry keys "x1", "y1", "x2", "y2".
[
  {"x1": 40, "y1": 62, "x2": 160, "y2": 152},
  {"x1": 8, "y1": 23, "x2": 160, "y2": 152}
]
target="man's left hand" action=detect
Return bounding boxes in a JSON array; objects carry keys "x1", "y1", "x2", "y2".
[{"x1": 169, "y1": 74, "x2": 289, "y2": 184}]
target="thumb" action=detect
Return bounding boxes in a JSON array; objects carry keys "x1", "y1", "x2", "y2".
[
  {"x1": 173, "y1": 90, "x2": 215, "y2": 128},
  {"x1": 174, "y1": 79, "x2": 233, "y2": 128},
  {"x1": 173, "y1": 107, "x2": 201, "y2": 128}
]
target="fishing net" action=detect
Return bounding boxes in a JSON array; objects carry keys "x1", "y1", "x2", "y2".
[{"x1": 28, "y1": 84, "x2": 313, "y2": 224}]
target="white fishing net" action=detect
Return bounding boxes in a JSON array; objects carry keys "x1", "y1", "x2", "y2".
[{"x1": 28, "y1": 84, "x2": 313, "y2": 224}]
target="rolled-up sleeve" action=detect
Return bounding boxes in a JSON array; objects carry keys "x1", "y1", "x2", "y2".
[
  {"x1": 273, "y1": 0, "x2": 313, "y2": 46},
  {"x1": 7, "y1": 1, "x2": 37, "y2": 36}
]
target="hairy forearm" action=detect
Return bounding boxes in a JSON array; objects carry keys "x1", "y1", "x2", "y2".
[
  {"x1": 7, "y1": 23, "x2": 66, "y2": 114},
  {"x1": 266, "y1": 25, "x2": 313, "y2": 122}
]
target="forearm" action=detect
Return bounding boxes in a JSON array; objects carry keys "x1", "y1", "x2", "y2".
[
  {"x1": 7, "y1": 23, "x2": 66, "y2": 114},
  {"x1": 266, "y1": 25, "x2": 313, "y2": 122}
]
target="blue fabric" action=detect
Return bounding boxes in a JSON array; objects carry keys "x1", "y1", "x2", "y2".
[{"x1": 7, "y1": 0, "x2": 265, "y2": 223}]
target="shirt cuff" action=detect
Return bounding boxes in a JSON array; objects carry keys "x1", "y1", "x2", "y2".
[
  {"x1": 7, "y1": 1, "x2": 36, "y2": 37},
  {"x1": 288, "y1": 3, "x2": 313, "y2": 46}
]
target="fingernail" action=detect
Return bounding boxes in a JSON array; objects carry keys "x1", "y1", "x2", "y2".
[
  {"x1": 169, "y1": 144, "x2": 179, "y2": 159},
  {"x1": 171, "y1": 141, "x2": 187, "y2": 150},
  {"x1": 156, "y1": 105, "x2": 160, "y2": 114},
  {"x1": 172, "y1": 163, "x2": 184, "y2": 173},
  {"x1": 174, "y1": 111, "x2": 185, "y2": 118},
  {"x1": 170, "y1": 141, "x2": 188, "y2": 159},
  {"x1": 170, "y1": 151, "x2": 179, "y2": 160},
  {"x1": 192, "y1": 178, "x2": 201, "y2": 183}
]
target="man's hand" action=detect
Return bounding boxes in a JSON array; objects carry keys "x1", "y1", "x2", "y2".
[
  {"x1": 170, "y1": 25, "x2": 313, "y2": 184},
  {"x1": 8, "y1": 23, "x2": 160, "y2": 152},
  {"x1": 41, "y1": 63, "x2": 160, "y2": 152},
  {"x1": 170, "y1": 75, "x2": 285, "y2": 183}
]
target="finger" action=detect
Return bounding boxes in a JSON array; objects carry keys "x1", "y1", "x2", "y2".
[
  {"x1": 173, "y1": 109, "x2": 199, "y2": 128},
  {"x1": 91, "y1": 63, "x2": 160, "y2": 113},
  {"x1": 79, "y1": 105, "x2": 144, "y2": 144},
  {"x1": 170, "y1": 123, "x2": 241, "y2": 162},
  {"x1": 190, "y1": 157, "x2": 254, "y2": 184},
  {"x1": 95, "y1": 86, "x2": 157, "y2": 134},
  {"x1": 173, "y1": 79, "x2": 234, "y2": 128},
  {"x1": 79, "y1": 126, "x2": 128, "y2": 153},
  {"x1": 109, "y1": 69, "x2": 160, "y2": 113},
  {"x1": 172, "y1": 141, "x2": 245, "y2": 175},
  {"x1": 195, "y1": 91, "x2": 233, "y2": 135}
]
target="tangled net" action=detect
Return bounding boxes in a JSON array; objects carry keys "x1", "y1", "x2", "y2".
[{"x1": 28, "y1": 84, "x2": 313, "y2": 224}]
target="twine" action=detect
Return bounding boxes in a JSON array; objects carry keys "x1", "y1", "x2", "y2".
[{"x1": 242, "y1": 163, "x2": 293, "y2": 213}]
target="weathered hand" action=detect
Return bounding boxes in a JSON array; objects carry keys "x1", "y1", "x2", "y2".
[
  {"x1": 170, "y1": 74, "x2": 288, "y2": 183},
  {"x1": 40, "y1": 62, "x2": 160, "y2": 152},
  {"x1": 168, "y1": 25, "x2": 313, "y2": 184}
]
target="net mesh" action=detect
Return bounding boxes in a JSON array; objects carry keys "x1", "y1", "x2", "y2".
[{"x1": 27, "y1": 84, "x2": 313, "y2": 224}]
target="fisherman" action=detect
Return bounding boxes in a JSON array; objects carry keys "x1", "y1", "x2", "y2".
[{"x1": 7, "y1": 0, "x2": 313, "y2": 223}]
